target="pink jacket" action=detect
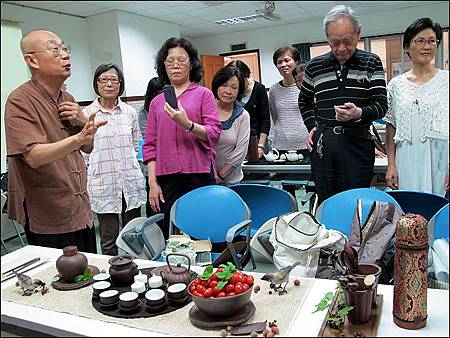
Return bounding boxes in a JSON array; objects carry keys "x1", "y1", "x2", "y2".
[{"x1": 143, "y1": 83, "x2": 221, "y2": 176}]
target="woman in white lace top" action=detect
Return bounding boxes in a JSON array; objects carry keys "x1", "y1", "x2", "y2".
[{"x1": 384, "y1": 18, "x2": 449, "y2": 196}]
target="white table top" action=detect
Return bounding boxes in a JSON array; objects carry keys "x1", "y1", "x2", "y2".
[{"x1": 1, "y1": 246, "x2": 448, "y2": 337}]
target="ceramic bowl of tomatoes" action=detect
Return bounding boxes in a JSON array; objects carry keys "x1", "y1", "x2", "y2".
[{"x1": 187, "y1": 267, "x2": 254, "y2": 318}]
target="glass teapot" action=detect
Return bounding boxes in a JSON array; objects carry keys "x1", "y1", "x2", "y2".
[{"x1": 160, "y1": 253, "x2": 195, "y2": 286}]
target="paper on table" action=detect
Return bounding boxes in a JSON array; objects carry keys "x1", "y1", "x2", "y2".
[{"x1": 433, "y1": 239, "x2": 449, "y2": 271}]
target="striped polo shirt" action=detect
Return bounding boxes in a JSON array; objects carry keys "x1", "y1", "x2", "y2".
[{"x1": 298, "y1": 49, "x2": 387, "y2": 132}]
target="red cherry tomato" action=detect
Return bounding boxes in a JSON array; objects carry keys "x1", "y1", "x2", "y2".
[
  {"x1": 226, "y1": 292, "x2": 236, "y2": 297},
  {"x1": 196, "y1": 284, "x2": 206, "y2": 294},
  {"x1": 217, "y1": 292, "x2": 226, "y2": 298},
  {"x1": 189, "y1": 283, "x2": 196, "y2": 293},
  {"x1": 234, "y1": 283, "x2": 244, "y2": 294},
  {"x1": 212, "y1": 286, "x2": 221, "y2": 296},
  {"x1": 204, "y1": 288, "x2": 214, "y2": 298},
  {"x1": 216, "y1": 268, "x2": 224, "y2": 272},
  {"x1": 225, "y1": 283, "x2": 235, "y2": 293},
  {"x1": 230, "y1": 271, "x2": 240, "y2": 285},
  {"x1": 209, "y1": 280, "x2": 218, "y2": 288},
  {"x1": 242, "y1": 283, "x2": 250, "y2": 292},
  {"x1": 193, "y1": 278, "x2": 202, "y2": 285},
  {"x1": 237, "y1": 273, "x2": 246, "y2": 284},
  {"x1": 210, "y1": 273, "x2": 219, "y2": 281},
  {"x1": 244, "y1": 275, "x2": 254, "y2": 285},
  {"x1": 192, "y1": 290, "x2": 203, "y2": 298}
]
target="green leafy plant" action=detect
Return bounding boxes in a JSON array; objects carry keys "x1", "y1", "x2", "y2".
[
  {"x1": 313, "y1": 282, "x2": 354, "y2": 331},
  {"x1": 74, "y1": 268, "x2": 93, "y2": 283},
  {"x1": 198, "y1": 262, "x2": 237, "y2": 290}
]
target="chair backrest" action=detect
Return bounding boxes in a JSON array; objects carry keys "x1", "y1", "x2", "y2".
[
  {"x1": 229, "y1": 184, "x2": 298, "y2": 237},
  {"x1": 428, "y1": 203, "x2": 449, "y2": 242},
  {"x1": 387, "y1": 190, "x2": 448, "y2": 220},
  {"x1": 116, "y1": 214, "x2": 166, "y2": 260},
  {"x1": 316, "y1": 188, "x2": 401, "y2": 237},
  {"x1": 170, "y1": 185, "x2": 250, "y2": 243}
]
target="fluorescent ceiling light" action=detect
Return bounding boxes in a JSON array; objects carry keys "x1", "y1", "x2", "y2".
[{"x1": 214, "y1": 14, "x2": 261, "y2": 26}]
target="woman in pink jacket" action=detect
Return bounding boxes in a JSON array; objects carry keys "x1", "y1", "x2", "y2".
[{"x1": 142, "y1": 37, "x2": 221, "y2": 239}]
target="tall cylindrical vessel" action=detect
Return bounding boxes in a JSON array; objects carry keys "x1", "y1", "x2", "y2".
[{"x1": 393, "y1": 214, "x2": 428, "y2": 329}]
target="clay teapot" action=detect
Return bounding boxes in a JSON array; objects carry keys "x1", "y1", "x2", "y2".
[
  {"x1": 160, "y1": 253, "x2": 195, "y2": 286},
  {"x1": 108, "y1": 254, "x2": 139, "y2": 286},
  {"x1": 56, "y1": 246, "x2": 88, "y2": 282}
]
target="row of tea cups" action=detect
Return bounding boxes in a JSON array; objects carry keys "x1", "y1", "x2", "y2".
[
  {"x1": 92, "y1": 281, "x2": 188, "y2": 311},
  {"x1": 263, "y1": 149, "x2": 304, "y2": 162}
]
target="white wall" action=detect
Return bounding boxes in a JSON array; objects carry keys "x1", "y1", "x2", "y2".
[
  {"x1": 192, "y1": 2, "x2": 449, "y2": 87},
  {"x1": 1, "y1": 2, "x2": 94, "y2": 100},
  {"x1": 116, "y1": 11, "x2": 180, "y2": 96}
]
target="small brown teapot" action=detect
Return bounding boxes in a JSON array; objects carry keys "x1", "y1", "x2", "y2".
[
  {"x1": 160, "y1": 253, "x2": 195, "y2": 286},
  {"x1": 108, "y1": 254, "x2": 139, "y2": 286}
]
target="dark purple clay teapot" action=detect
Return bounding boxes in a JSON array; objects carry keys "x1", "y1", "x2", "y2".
[
  {"x1": 56, "y1": 246, "x2": 88, "y2": 282},
  {"x1": 160, "y1": 253, "x2": 195, "y2": 286},
  {"x1": 108, "y1": 254, "x2": 139, "y2": 286}
]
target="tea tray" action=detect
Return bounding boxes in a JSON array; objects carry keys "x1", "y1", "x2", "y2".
[{"x1": 91, "y1": 268, "x2": 192, "y2": 319}]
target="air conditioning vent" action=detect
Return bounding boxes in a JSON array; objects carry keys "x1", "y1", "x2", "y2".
[{"x1": 230, "y1": 43, "x2": 247, "y2": 52}]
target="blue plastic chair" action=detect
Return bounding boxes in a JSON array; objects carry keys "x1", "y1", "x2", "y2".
[
  {"x1": 315, "y1": 188, "x2": 401, "y2": 237},
  {"x1": 386, "y1": 190, "x2": 448, "y2": 221},
  {"x1": 428, "y1": 204, "x2": 449, "y2": 243},
  {"x1": 169, "y1": 185, "x2": 255, "y2": 269},
  {"x1": 229, "y1": 184, "x2": 297, "y2": 237}
]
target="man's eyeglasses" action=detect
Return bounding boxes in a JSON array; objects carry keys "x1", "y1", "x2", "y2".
[
  {"x1": 97, "y1": 77, "x2": 121, "y2": 84},
  {"x1": 164, "y1": 55, "x2": 190, "y2": 67},
  {"x1": 27, "y1": 43, "x2": 71, "y2": 57},
  {"x1": 412, "y1": 38, "x2": 439, "y2": 47}
]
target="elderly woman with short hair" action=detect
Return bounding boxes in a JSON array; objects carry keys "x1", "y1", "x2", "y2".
[
  {"x1": 83, "y1": 63, "x2": 146, "y2": 256},
  {"x1": 142, "y1": 37, "x2": 221, "y2": 239}
]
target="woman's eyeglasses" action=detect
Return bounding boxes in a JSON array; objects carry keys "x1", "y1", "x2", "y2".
[
  {"x1": 412, "y1": 38, "x2": 439, "y2": 47},
  {"x1": 97, "y1": 77, "x2": 121, "y2": 84},
  {"x1": 164, "y1": 56, "x2": 190, "y2": 67}
]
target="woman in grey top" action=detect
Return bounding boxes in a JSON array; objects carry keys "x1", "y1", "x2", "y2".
[
  {"x1": 269, "y1": 47, "x2": 308, "y2": 153},
  {"x1": 212, "y1": 66, "x2": 250, "y2": 185}
]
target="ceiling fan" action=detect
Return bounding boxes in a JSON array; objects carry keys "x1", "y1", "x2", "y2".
[{"x1": 255, "y1": 1, "x2": 281, "y2": 22}]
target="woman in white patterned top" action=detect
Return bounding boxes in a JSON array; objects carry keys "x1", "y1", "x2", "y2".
[
  {"x1": 83, "y1": 64, "x2": 146, "y2": 256},
  {"x1": 269, "y1": 47, "x2": 308, "y2": 154},
  {"x1": 384, "y1": 18, "x2": 449, "y2": 196}
]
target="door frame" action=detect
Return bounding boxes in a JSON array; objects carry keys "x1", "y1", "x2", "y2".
[{"x1": 220, "y1": 49, "x2": 262, "y2": 83}]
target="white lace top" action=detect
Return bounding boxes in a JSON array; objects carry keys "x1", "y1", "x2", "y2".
[{"x1": 384, "y1": 69, "x2": 449, "y2": 143}]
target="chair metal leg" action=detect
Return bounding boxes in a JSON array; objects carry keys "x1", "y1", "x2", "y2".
[
  {"x1": 12, "y1": 220, "x2": 26, "y2": 247},
  {"x1": 1, "y1": 238, "x2": 9, "y2": 253}
]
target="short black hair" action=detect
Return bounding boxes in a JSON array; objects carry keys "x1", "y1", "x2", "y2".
[
  {"x1": 93, "y1": 63, "x2": 125, "y2": 96},
  {"x1": 143, "y1": 77, "x2": 164, "y2": 113},
  {"x1": 155, "y1": 37, "x2": 203, "y2": 85},
  {"x1": 272, "y1": 47, "x2": 300, "y2": 65},
  {"x1": 225, "y1": 60, "x2": 251, "y2": 78},
  {"x1": 292, "y1": 63, "x2": 306, "y2": 79},
  {"x1": 403, "y1": 18, "x2": 442, "y2": 51},
  {"x1": 211, "y1": 66, "x2": 245, "y2": 102}
]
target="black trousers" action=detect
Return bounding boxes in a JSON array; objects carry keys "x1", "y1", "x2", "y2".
[
  {"x1": 23, "y1": 200, "x2": 97, "y2": 253},
  {"x1": 156, "y1": 172, "x2": 216, "y2": 240},
  {"x1": 311, "y1": 131, "x2": 375, "y2": 206}
]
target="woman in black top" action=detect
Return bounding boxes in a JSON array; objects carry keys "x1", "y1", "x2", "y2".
[{"x1": 225, "y1": 60, "x2": 270, "y2": 159}]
